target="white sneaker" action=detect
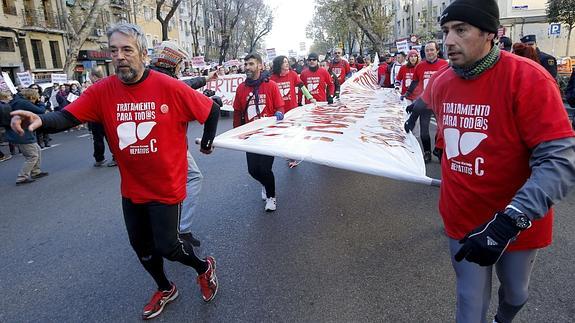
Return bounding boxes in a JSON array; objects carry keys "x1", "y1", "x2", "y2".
[
  {"x1": 261, "y1": 187, "x2": 267, "y2": 201},
  {"x1": 265, "y1": 197, "x2": 276, "y2": 212}
]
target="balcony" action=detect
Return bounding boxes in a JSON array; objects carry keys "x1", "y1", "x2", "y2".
[
  {"x1": 22, "y1": 9, "x2": 64, "y2": 30},
  {"x1": 110, "y1": 0, "x2": 126, "y2": 9},
  {"x1": 3, "y1": 4, "x2": 17, "y2": 15}
]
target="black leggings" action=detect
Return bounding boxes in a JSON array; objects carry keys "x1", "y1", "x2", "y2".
[
  {"x1": 419, "y1": 109, "x2": 433, "y2": 153},
  {"x1": 122, "y1": 198, "x2": 207, "y2": 290},
  {"x1": 90, "y1": 122, "x2": 107, "y2": 163},
  {"x1": 246, "y1": 152, "x2": 275, "y2": 198}
]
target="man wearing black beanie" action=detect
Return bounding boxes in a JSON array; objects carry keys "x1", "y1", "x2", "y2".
[{"x1": 406, "y1": 1, "x2": 575, "y2": 323}]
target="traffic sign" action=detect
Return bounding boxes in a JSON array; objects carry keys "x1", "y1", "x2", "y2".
[{"x1": 550, "y1": 23, "x2": 561, "y2": 35}]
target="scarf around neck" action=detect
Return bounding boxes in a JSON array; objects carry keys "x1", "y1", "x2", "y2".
[
  {"x1": 451, "y1": 45, "x2": 501, "y2": 80},
  {"x1": 244, "y1": 71, "x2": 270, "y2": 118}
]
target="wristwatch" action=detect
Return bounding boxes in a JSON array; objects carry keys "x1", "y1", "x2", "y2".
[{"x1": 504, "y1": 206, "x2": 532, "y2": 230}]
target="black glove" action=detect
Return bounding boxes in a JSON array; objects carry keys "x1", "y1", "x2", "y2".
[
  {"x1": 405, "y1": 102, "x2": 415, "y2": 114},
  {"x1": 203, "y1": 89, "x2": 216, "y2": 97},
  {"x1": 211, "y1": 95, "x2": 223, "y2": 108},
  {"x1": 454, "y1": 212, "x2": 521, "y2": 266},
  {"x1": 404, "y1": 114, "x2": 417, "y2": 133},
  {"x1": 327, "y1": 95, "x2": 334, "y2": 105}
]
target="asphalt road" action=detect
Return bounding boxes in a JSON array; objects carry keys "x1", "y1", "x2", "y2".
[{"x1": 0, "y1": 116, "x2": 574, "y2": 322}]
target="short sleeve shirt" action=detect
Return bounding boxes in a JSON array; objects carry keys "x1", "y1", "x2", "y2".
[{"x1": 65, "y1": 70, "x2": 213, "y2": 204}]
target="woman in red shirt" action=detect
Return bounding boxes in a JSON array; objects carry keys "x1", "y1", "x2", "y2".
[
  {"x1": 395, "y1": 50, "x2": 420, "y2": 102},
  {"x1": 270, "y1": 55, "x2": 304, "y2": 113}
]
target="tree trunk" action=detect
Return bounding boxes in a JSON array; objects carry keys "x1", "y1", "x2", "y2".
[
  {"x1": 63, "y1": 0, "x2": 108, "y2": 77},
  {"x1": 567, "y1": 25, "x2": 573, "y2": 56},
  {"x1": 162, "y1": 21, "x2": 169, "y2": 41},
  {"x1": 219, "y1": 36, "x2": 230, "y2": 64},
  {"x1": 157, "y1": 0, "x2": 182, "y2": 41}
]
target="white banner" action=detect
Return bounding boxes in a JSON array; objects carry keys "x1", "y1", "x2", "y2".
[
  {"x1": 51, "y1": 73, "x2": 68, "y2": 84},
  {"x1": 182, "y1": 73, "x2": 246, "y2": 112},
  {"x1": 213, "y1": 64, "x2": 436, "y2": 185},
  {"x1": 191, "y1": 56, "x2": 206, "y2": 68},
  {"x1": 266, "y1": 48, "x2": 276, "y2": 61},
  {"x1": 1, "y1": 72, "x2": 17, "y2": 94},
  {"x1": 396, "y1": 40, "x2": 410, "y2": 54},
  {"x1": 224, "y1": 59, "x2": 241, "y2": 68},
  {"x1": 66, "y1": 92, "x2": 79, "y2": 102},
  {"x1": 17, "y1": 71, "x2": 34, "y2": 87}
]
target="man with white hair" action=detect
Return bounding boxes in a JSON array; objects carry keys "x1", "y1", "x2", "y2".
[{"x1": 10, "y1": 23, "x2": 220, "y2": 320}]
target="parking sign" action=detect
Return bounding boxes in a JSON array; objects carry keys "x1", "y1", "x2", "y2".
[{"x1": 550, "y1": 23, "x2": 561, "y2": 35}]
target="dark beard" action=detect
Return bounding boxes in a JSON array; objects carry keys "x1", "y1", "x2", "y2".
[{"x1": 116, "y1": 66, "x2": 139, "y2": 83}]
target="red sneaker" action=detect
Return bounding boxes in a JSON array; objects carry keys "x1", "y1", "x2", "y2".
[
  {"x1": 197, "y1": 256, "x2": 218, "y2": 302},
  {"x1": 142, "y1": 283, "x2": 179, "y2": 320}
]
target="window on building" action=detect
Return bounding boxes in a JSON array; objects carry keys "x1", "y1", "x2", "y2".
[
  {"x1": 30, "y1": 39, "x2": 46, "y2": 69},
  {"x1": 49, "y1": 41, "x2": 62, "y2": 68},
  {"x1": 143, "y1": 6, "x2": 150, "y2": 20},
  {"x1": 0, "y1": 36, "x2": 15, "y2": 51},
  {"x1": 2, "y1": 0, "x2": 17, "y2": 15}
]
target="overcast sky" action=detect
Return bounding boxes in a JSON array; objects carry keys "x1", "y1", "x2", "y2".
[{"x1": 263, "y1": 0, "x2": 315, "y2": 56}]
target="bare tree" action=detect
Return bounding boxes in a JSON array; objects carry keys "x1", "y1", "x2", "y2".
[
  {"x1": 207, "y1": 0, "x2": 248, "y2": 64},
  {"x1": 156, "y1": 0, "x2": 183, "y2": 41},
  {"x1": 309, "y1": 0, "x2": 393, "y2": 55},
  {"x1": 62, "y1": 0, "x2": 109, "y2": 77},
  {"x1": 189, "y1": 0, "x2": 202, "y2": 56},
  {"x1": 346, "y1": 0, "x2": 393, "y2": 54},
  {"x1": 547, "y1": 0, "x2": 575, "y2": 56},
  {"x1": 243, "y1": 0, "x2": 273, "y2": 54}
]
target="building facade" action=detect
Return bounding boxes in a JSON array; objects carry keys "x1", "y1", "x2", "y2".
[
  {"x1": 392, "y1": 0, "x2": 575, "y2": 57},
  {"x1": 1, "y1": 0, "x2": 67, "y2": 83}
]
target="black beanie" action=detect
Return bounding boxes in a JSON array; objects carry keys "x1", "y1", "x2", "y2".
[{"x1": 439, "y1": 0, "x2": 499, "y2": 34}]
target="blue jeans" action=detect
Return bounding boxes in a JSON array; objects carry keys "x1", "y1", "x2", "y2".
[{"x1": 180, "y1": 150, "x2": 203, "y2": 233}]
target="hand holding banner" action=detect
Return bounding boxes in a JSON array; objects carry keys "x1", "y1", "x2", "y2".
[{"x1": 213, "y1": 64, "x2": 438, "y2": 186}]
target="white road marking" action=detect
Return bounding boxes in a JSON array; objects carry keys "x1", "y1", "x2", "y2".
[{"x1": 40, "y1": 143, "x2": 61, "y2": 150}]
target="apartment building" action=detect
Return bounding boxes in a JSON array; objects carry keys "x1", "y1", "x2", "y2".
[
  {"x1": 1, "y1": 0, "x2": 67, "y2": 83},
  {"x1": 392, "y1": 0, "x2": 574, "y2": 56},
  {"x1": 0, "y1": 0, "x2": 131, "y2": 84}
]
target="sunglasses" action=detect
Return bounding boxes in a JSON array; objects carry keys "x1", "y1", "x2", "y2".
[{"x1": 308, "y1": 58, "x2": 317, "y2": 61}]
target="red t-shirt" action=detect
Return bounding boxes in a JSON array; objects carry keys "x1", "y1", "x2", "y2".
[
  {"x1": 232, "y1": 79, "x2": 284, "y2": 128},
  {"x1": 377, "y1": 63, "x2": 388, "y2": 85},
  {"x1": 65, "y1": 70, "x2": 213, "y2": 204},
  {"x1": 413, "y1": 58, "x2": 448, "y2": 98},
  {"x1": 395, "y1": 64, "x2": 418, "y2": 98},
  {"x1": 349, "y1": 63, "x2": 363, "y2": 73},
  {"x1": 329, "y1": 59, "x2": 350, "y2": 85},
  {"x1": 270, "y1": 70, "x2": 303, "y2": 112},
  {"x1": 429, "y1": 51, "x2": 574, "y2": 251},
  {"x1": 300, "y1": 67, "x2": 335, "y2": 103}
]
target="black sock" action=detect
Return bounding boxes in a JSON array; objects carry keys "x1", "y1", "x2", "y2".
[{"x1": 139, "y1": 254, "x2": 171, "y2": 291}]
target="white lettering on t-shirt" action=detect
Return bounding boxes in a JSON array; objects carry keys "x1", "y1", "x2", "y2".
[
  {"x1": 277, "y1": 81, "x2": 291, "y2": 100},
  {"x1": 306, "y1": 77, "x2": 320, "y2": 93},
  {"x1": 115, "y1": 101, "x2": 158, "y2": 154},
  {"x1": 442, "y1": 101, "x2": 491, "y2": 177},
  {"x1": 246, "y1": 94, "x2": 268, "y2": 120}
]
